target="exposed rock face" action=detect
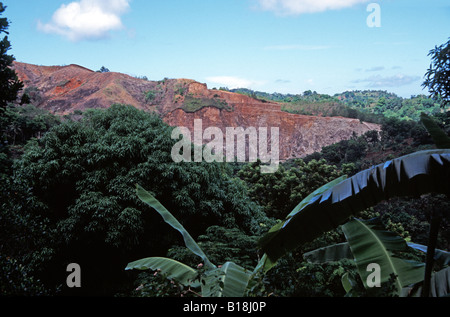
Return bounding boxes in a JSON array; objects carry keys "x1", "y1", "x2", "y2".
[
  {"x1": 13, "y1": 61, "x2": 380, "y2": 160},
  {"x1": 165, "y1": 100, "x2": 380, "y2": 160}
]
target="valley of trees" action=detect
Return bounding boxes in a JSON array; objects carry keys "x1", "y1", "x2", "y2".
[{"x1": 1, "y1": 4, "x2": 449, "y2": 298}]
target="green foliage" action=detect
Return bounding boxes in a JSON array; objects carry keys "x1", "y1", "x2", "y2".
[
  {"x1": 168, "y1": 226, "x2": 261, "y2": 271},
  {"x1": 238, "y1": 158, "x2": 344, "y2": 219},
  {"x1": 126, "y1": 186, "x2": 255, "y2": 297},
  {"x1": 0, "y1": 6, "x2": 59, "y2": 295},
  {"x1": 134, "y1": 184, "x2": 215, "y2": 270},
  {"x1": 126, "y1": 257, "x2": 199, "y2": 288},
  {"x1": 231, "y1": 88, "x2": 442, "y2": 122},
  {"x1": 254, "y1": 224, "x2": 349, "y2": 297},
  {"x1": 0, "y1": 3, "x2": 23, "y2": 109},
  {"x1": 420, "y1": 112, "x2": 450, "y2": 149},
  {"x1": 0, "y1": 3, "x2": 28, "y2": 173},
  {"x1": 374, "y1": 195, "x2": 450, "y2": 251},
  {"x1": 0, "y1": 104, "x2": 60, "y2": 145},
  {"x1": 131, "y1": 270, "x2": 198, "y2": 297},
  {"x1": 423, "y1": 38, "x2": 450, "y2": 107},
  {"x1": 339, "y1": 92, "x2": 442, "y2": 122},
  {"x1": 341, "y1": 218, "x2": 425, "y2": 296},
  {"x1": 0, "y1": 255, "x2": 54, "y2": 296},
  {"x1": 259, "y1": 149, "x2": 450, "y2": 266},
  {"x1": 20, "y1": 86, "x2": 42, "y2": 105},
  {"x1": 381, "y1": 116, "x2": 427, "y2": 144},
  {"x1": 174, "y1": 83, "x2": 187, "y2": 96},
  {"x1": 183, "y1": 95, "x2": 233, "y2": 113},
  {"x1": 10, "y1": 104, "x2": 268, "y2": 295},
  {"x1": 97, "y1": 66, "x2": 110, "y2": 73},
  {"x1": 306, "y1": 134, "x2": 369, "y2": 171},
  {"x1": 1, "y1": 27, "x2": 448, "y2": 298},
  {"x1": 302, "y1": 215, "x2": 450, "y2": 297},
  {"x1": 144, "y1": 89, "x2": 157, "y2": 102},
  {"x1": 292, "y1": 259, "x2": 356, "y2": 297},
  {"x1": 0, "y1": 171, "x2": 59, "y2": 295}
]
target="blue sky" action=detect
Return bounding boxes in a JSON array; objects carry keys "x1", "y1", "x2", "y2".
[{"x1": 5, "y1": 0, "x2": 450, "y2": 98}]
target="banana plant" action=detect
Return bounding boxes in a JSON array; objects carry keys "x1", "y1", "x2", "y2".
[
  {"x1": 258, "y1": 149, "x2": 450, "y2": 295},
  {"x1": 304, "y1": 240, "x2": 450, "y2": 271},
  {"x1": 259, "y1": 149, "x2": 450, "y2": 263},
  {"x1": 420, "y1": 113, "x2": 450, "y2": 149},
  {"x1": 304, "y1": 218, "x2": 426, "y2": 296},
  {"x1": 304, "y1": 218, "x2": 450, "y2": 296},
  {"x1": 125, "y1": 184, "x2": 252, "y2": 297}
]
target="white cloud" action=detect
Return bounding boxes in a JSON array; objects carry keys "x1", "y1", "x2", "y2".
[
  {"x1": 38, "y1": 0, "x2": 131, "y2": 41},
  {"x1": 352, "y1": 74, "x2": 421, "y2": 88},
  {"x1": 255, "y1": 0, "x2": 371, "y2": 15},
  {"x1": 206, "y1": 76, "x2": 264, "y2": 89},
  {"x1": 264, "y1": 44, "x2": 331, "y2": 51},
  {"x1": 365, "y1": 66, "x2": 385, "y2": 72},
  {"x1": 275, "y1": 79, "x2": 291, "y2": 84}
]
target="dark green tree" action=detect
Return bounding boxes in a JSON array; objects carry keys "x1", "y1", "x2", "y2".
[
  {"x1": 12, "y1": 104, "x2": 269, "y2": 296},
  {"x1": 238, "y1": 158, "x2": 343, "y2": 220},
  {"x1": 98, "y1": 66, "x2": 110, "y2": 73},
  {"x1": 0, "y1": 3, "x2": 23, "y2": 109},
  {"x1": 423, "y1": 38, "x2": 450, "y2": 107}
]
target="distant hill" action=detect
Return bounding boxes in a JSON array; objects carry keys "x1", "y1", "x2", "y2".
[{"x1": 228, "y1": 88, "x2": 443, "y2": 122}]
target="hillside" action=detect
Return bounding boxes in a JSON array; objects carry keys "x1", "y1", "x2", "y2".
[{"x1": 13, "y1": 61, "x2": 380, "y2": 160}]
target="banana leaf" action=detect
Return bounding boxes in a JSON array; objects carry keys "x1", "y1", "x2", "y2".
[
  {"x1": 304, "y1": 241, "x2": 450, "y2": 266},
  {"x1": 259, "y1": 149, "x2": 450, "y2": 265},
  {"x1": 342, "y1": 218, "x2": 425, "y2": 294},
  {"x1": 420, "y1": 112, "x2": 450, "y2": 149},
  {"x1": 341, "y1": 272, "x2": 358, "y2": 296},
  {"x1": 258, "y1": 175, "x2": 347, "y2": 267},
  {"x1": 135, "y1": 184, "x2": 215, "y2": 269},
  {"x1": 196, "y1": 262, "x2": 251, "y2": 297},
  {"x1": 125, "y1": 256, "x2": 200, "y2": 287},
  {"x1": 130, "y1": 185, "x2": 252, "y2": 297},
  {"x1": 427, "y1": 266, "x2": 450, "y2": 297},
  {"x1": 218, "y1": 262, "x2": 252, "y2": 297},
  {"x1": 303, "y1": 242, "x2": 353, "y2": 264},
  {"x1": 402, "y1": 267, "x2": 450, "y2": 297},
  {"x1": 407, "y1": 243, "x2": 450, "y2": 266}
]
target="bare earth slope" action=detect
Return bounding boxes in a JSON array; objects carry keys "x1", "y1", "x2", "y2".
[{"x1": 13, "y1": 61, "x2": 380, "y2": 160}]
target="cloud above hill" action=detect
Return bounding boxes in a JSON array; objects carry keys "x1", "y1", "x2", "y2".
[
  {"x1": 38, "y1": 0, "x2": 130, "y2": 41},
  {"x1": 255, "y1": 0, "x2": 371, "y2": 15},
  {"x1": 206, "y1": 76, "x2": 265, "y2": 89}
]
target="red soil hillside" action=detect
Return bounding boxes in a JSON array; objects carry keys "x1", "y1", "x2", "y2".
[{"x1": 13, "y1": 61, "x2": 380, "y2": 160}]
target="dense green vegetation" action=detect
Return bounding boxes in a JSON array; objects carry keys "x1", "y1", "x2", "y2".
[
  {"x1": 183, "y1": 95, "x2": 233, "y2": 113},
  {"x1": 229, "y1": 88, "x2": 445, "y2": 123},
  {"x1": 0, "y1": 5, "x2": 449, "y2": 297},
  {"x1": 423, "y1": 38, "x2": 450, "y2": 107},
  {"x1": 1, "y1": 104, "x2": 271, "y2": 296},
  {"x1": 0, "y1": 3, "x2": 22, "y2": 110}
]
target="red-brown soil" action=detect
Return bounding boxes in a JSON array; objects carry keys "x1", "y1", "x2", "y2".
[{"x1": 13, "y1": 61, "x2": 380, "y2": 160}]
